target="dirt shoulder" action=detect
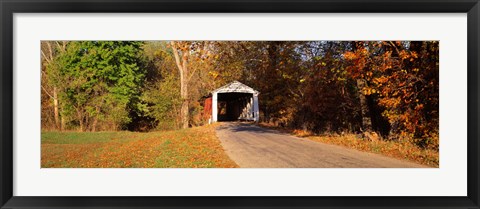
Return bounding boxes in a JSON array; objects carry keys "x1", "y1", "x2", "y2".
[{"x1": 258, "y1": 123, "x2": 438, "y2": 167}]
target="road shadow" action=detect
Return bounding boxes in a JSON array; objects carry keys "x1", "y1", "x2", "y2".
[{"x1": 216, "y1": 122, "x2": 289, "y2": 135}]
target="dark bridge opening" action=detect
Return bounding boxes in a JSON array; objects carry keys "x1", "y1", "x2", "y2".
[{"x1": 217, "y1": 92, "x2": 253, "y2": 121}]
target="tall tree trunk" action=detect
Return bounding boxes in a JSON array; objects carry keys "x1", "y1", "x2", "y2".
[
  {"x1": 53, "y1": 87, "x2": 60, "y2": 130},
  {"x1": 92, "y1": 106, "x2": 99, "y2": 132},
  {"x1": 42, "y1": 41, "x2": 62, "y2": 131},
  {"x1": 180, "y1": 54, "x2": 189, "y2": 129},
  {"x1": 77, "y1": 110, "x2": 84, "y2": 131},
  {"x1": 171, "y1": 41, "x2": 189, "y2": 129},
  {"x1": 351, "y1": 41, "x2": 373, "y2": 132},
  {"x1": 61, "y1": 116, "x2": 65, "y2": 131},
  {"x1": 356, "y1": 79, "x2": 372, "y2": 132}
]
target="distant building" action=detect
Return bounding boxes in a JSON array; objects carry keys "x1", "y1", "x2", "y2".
[{"x1": 204, "y1": 81, "x2": 259, "y2": 123}]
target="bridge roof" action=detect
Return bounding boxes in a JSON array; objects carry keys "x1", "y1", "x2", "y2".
[{"x1": 212, "y1": 81, "x2": 259, "y2": 95}]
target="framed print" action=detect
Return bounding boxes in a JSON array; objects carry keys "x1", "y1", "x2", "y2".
[{"x1": 1, "y1": 0, "x2": 479, "y2": 208}]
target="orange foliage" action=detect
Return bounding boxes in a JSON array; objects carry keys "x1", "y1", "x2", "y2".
[
  {"x1": 41, "y1": 125, "x2": 238, "y2": 168},
  {"x1": 344, "y1": 41, "x2": 439, "y2": 148}
]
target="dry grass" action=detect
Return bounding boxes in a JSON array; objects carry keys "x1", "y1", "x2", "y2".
[
  {"x1": 42, "y1": 124, "x2": 238, "y2": 168},
  {"x1": 307, "y1": 134, "x2": 438, "y2": 167},
  {"x1": 259, "y1": 123, "x2": 439, "y2": 167}
]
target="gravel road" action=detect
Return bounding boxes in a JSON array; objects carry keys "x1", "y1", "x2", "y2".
[{"x1": 215, "y1": 122, "x2": 427, "y2": 168}]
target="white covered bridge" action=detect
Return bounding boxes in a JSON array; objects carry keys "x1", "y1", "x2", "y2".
[{"x1": 204, "y1": 81, "x2": 259, "y2": 123}]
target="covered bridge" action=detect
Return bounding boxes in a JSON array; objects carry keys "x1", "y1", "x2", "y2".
[{"x1": 204, "y1": 81, "x2": 259, "y2": 123}]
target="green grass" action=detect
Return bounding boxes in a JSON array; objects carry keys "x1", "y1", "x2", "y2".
[
  {"x1": 41, "y1": 125, "x2": 238, "y2": 168},
  {"x1": 41, "y1": 131, "x2": 144, "y2": 144}
]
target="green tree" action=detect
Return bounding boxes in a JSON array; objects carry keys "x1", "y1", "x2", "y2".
[
  {"x1": 141, "y1": 41, "x2": 182, "y2": 130},
  {"x1": 53, "y1": 41, "x2": 146, "y2": 131}
]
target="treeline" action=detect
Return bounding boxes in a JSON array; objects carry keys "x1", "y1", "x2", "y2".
[{"x1": 41, "y1": 41, "x2": 438, "y2": 149}]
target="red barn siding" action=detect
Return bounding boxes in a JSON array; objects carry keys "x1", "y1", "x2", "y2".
[{"x1": 204, "y1": 97, "x2": 212, "y2": 121}]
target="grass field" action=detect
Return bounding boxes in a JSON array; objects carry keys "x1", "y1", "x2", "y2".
[{"x1": 41, "y1": 124, "x2": 238, "y2": 168}]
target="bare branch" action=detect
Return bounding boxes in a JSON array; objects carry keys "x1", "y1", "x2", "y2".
[
  {"x1": 56, "y1": 41, "x2": 67, "y2": 52},
  {"x1": 388, "y1": 41, "x2": 401, "y2": 57},
  {"x1": 170, "y1": 41, "x2": 184, "y2": 71},
  {"x1": 41, "y1": 85, "x2": 55, "y2": 99},
  {"x1": 47, "y1": 41, "x2": 54, "y2": 61},
  {"x1": 41, "y1": 50, "x2": 51, "y2": 63}
]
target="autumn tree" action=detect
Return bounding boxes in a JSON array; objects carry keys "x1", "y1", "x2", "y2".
[
  {"x1": 344, "y1": 41, "x2": 439, "y2": 146},
  {"x1": 299, "y1": 41, "x2": 363, "y2": 133},
  {"x1": 169, "y1": 41, "x2": 215, "y2": 128},
  {"x1": 170, "y1": 41, "x2": 191, "y2": 129}
]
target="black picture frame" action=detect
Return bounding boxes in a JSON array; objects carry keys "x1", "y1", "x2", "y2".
[{"x1": 1, "y1": 0, "x2": 479, "y2": 208}]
